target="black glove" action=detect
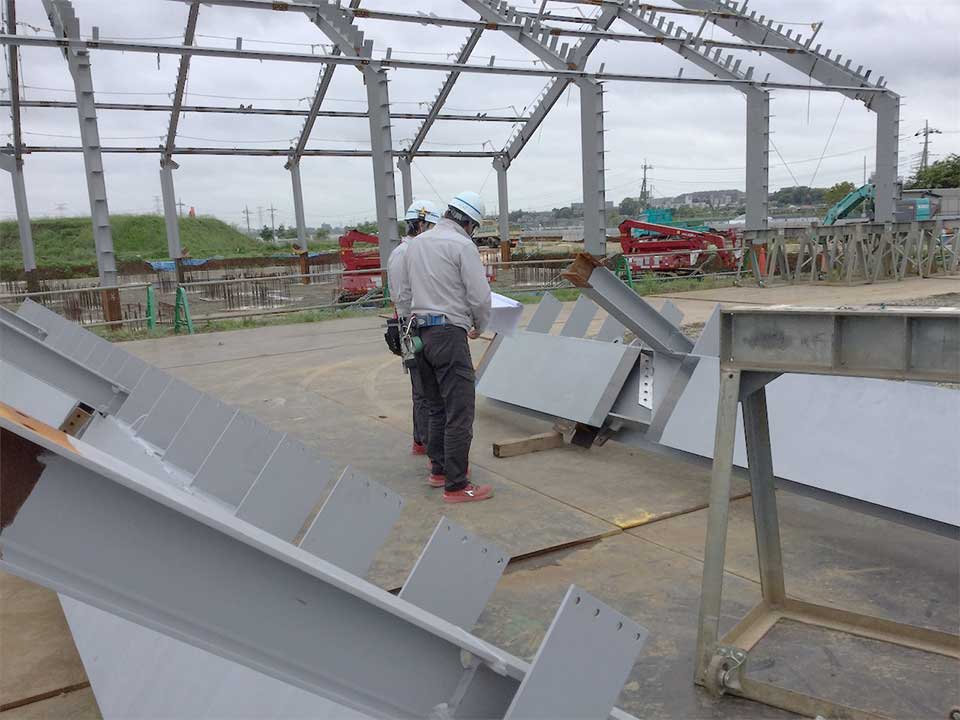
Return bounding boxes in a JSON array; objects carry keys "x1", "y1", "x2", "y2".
[{"x1": 384, "y1": 318, "x2": 402, "y2": 356}]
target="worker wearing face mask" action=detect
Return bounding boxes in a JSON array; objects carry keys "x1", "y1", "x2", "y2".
[
  {"x1": 396, "y1": 191, "x2": 493, "y2": 504},
  {"x1": 387, "y1": 199, "x2": 441, "y2": 455}
]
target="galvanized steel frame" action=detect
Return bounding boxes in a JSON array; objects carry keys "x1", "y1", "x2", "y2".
[
  {"x1": 695, "y1": 306, "x2": 960, "y2": 720},
  {"x1": 0, "y1": 0, "x2": 898, "y2": 274}
]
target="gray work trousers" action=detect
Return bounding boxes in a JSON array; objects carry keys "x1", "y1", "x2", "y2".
[
  {"x1": 409, "y1": 360, "x2": 429, "y2": 446},
  {"x1": 416, "y1": 325, "x2": 475, "y2": 491}
]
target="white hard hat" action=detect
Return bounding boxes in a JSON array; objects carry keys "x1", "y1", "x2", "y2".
[
  {"x1": 448, "y1": 191, "x2": 485, "y2": 225},
  {"x1": 405, "y1": 199, "x2": 430, "y2": 222},
  {"x1": 421, "y1": 200, "x2": 442, "y2": 225}
]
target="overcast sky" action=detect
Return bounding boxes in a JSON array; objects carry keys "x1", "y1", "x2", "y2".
[{"x1": 1, "y1": 0, "x2": 958, "y2": 229}]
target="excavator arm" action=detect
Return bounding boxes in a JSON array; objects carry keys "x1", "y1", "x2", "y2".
[{"x1": 822, "y1": 184, "x2": 875, "y2": 226}]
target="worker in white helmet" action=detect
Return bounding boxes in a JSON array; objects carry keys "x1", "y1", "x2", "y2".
[
  {"x1": 387, "y1": 199, "x2": 441, "y2": 455},
  {"x1": 396, "y1": 191, "x2": 494, "y2": 504}
]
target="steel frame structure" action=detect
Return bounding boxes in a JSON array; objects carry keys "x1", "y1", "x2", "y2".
[
  {"x1": 1, "y1": 0, "x2": 897, "y2": 274},
  {"x1": 0, "y1": 299, "x2": 649, "y2": 719},
  {"x1": 696, "y1": 306, "x2": 960, "y2": 719}
]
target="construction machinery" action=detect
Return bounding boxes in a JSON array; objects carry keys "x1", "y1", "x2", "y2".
[
  {"x1": 338, "y1": 229, "x2": 382, "y2": 301},
  {"x1": 617, "y1": 219, "x2": 740, "y2": 275},
  {"x1": 822, "y1": 183, "x2": 875, "y2": 225}
]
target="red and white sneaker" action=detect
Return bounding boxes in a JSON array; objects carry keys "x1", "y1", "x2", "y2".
[
  {"x1": 411, "y1": 441, "x2": 427, "y2": 456},
  {"x1": 444, "y1": 483, "x2": 494, "y2": 504}
]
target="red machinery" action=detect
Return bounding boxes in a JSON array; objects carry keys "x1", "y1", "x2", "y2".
[
  {"x1": 339, "y1": 229, "x2": 382, "y2": 301},
  {"x1": 618, "y1": 219, "x2": 740, "y2": 274}
]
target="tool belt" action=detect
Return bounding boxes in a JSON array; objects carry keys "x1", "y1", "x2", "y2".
[{"x1": 415, "y1": 314, "x2": 448, "y2": 327}]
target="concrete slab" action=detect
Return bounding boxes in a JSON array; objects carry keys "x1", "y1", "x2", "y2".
[
  {"x1": 0, "y1": 687, "x2": 99, "y2": 719},
  {"x1": 472, "y1": 533, "x2": 786, "y2": 720},
  {"x1": 481, "y1": 435, "x2": 750, "y2": 529},
  {"x1": 629, "y1": 493, "x2": 960, "y2": 633},
  {"x1": 0, "y1": 572, "x2": 87, "y2": 708}
]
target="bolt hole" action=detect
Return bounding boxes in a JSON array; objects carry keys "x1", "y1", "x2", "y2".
[
  {"x1": 574, "y1": 596, "x2": 581, "y2": 605},
  {"x1": 617, "y1": 621, "x2": 623, "y2": 630},
  {"x1": 635, "y1": 632, "x2": 642, "y2": 641},
  {"x1": 593, "y1": 608, "x2": 600, "y2": 617},
  {"x1": 446, "y1": 525, "x2": 451, "y2": 531},
  {"x1": 461, "y1": 536, "x2": 469, "y2": 543},
  {"x1": 482, "y1": 547, "x2": 488, "y2": 553}
]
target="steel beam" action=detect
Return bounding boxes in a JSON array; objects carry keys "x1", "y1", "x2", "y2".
[
  {"x1": 496, "y1": 158, "x2": 509, "y2": 246},
  {"x1": 164, "y1": 2, "x2": 200, "y2": 158},
  {"x1": 614, "y1": 4, "x2": 768, "y2": 230},
  {"x1": 289, "y1": 159, "x2": 307, "y2": 248},
  {"x1": 0, "y1": 34, "x2": 890, "y2": 94},
  {"x1": 40, "y1": 0, "x2": 117, "y2": 287},
  {"x1": 159, "y1": 158, "x2": 182, "y2": 259},
  {"x1": 745, "y1": 91, "x2": 769, "y2": 232},
  {"x1": 563, "y1": 255, "x2": 695, "y2": 357},
  {"x1": 578, "y1": 78, "x2": 607, "y2": 256},
  {"x1": 5, "y1": 0, "x2": 23, "y2": 157},
  {"x1": 398, "y1": 157, "x2": 413, "y2": 211},
  {"x1": 305, "y1": 4, "x2": 399, "y2": 264},
  {"x1": 669, "y1": 0, "x2": 899, "y2": 221},
  {"x1": 0, "y1": 409, "x2": 640, "y2": 720},
  {"x1": 1, "y1": 99, "x2": 527, "y2": 122},
  {"x1": 405, "y1": 28, "x2": 483, "y2": 160},
  {"x1": 0, "y1": 150, "x2": 36, "y2": 272},
  {"x1": 21, "y1": 146, "x2": 501, "y2": 158}
]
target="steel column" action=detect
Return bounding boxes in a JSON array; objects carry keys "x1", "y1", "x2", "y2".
[
  {"x1": 0, "y1": 152, "x2": 36, "y2": 272},
  {"x1": 398, "y1": 157, "x2": 413, "y2": 212},
  {"x1": 41, "y1": 0, "x2": 117, "y2": 287},
  {"x1": 496, "y1": 158, "x2": 510, "y2": 246},
  {"x1": 740, "y1": 385, "x2": 785, "y2": 606},
  {"x1": 578, "y1": 79, "x2": 607, "y2": 256},
  {"x1": 745, "y1": 90, "x2": 770, "y2": 232},
  {"x1": 289, "y1": 159, "x2": 308, "y2": 248},
  {"x1": 364, "y1": 65, "x2": 400, "y2": 266},
  {"x1": 874, "y1": 93, "x2": 901, "y2": 223},
  {"x1": 159, "y1": 159, "x2": 182, "y2": 259},
  {"x1": 694, "y1": 367, "x2": 741, "y2": 683}
]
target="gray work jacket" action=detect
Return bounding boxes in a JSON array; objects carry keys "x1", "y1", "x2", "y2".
[{"x1": 396, "y1": 217, "x2": 492, "y2": 333}]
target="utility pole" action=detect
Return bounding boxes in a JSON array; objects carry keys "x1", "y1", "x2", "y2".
[
  {"x1": 55, "y1": 202, "x2": 68, "y2": 217},
  {"x1": 268, "y1": 203, "x2": 277, "y2": 236},
  {"x1": 639, "y1": 160, "x2": 653, "y2": 210},
  {"x1": 257, "y1": 205, "x2": 264, "y2": 227},
  {"x1": 242, "y1": 205, "x2": 252, "y2": 234},
  {"x1": 915, "y1": 120, "x2": 942, "y2": 172},
  {"x1": 153, "y1": 195, "x2": 162, "y2": 215},
  {"x1": 176, "y1": 198, "x2": 186, "y2": 217}
]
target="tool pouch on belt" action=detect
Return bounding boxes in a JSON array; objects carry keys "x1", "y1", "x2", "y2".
[{"x1": 384, "y1": 318, "x2": 402, "y2": 356}]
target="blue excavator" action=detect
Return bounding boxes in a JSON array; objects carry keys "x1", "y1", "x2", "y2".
[{"x1": 822, "y1": 183, "x2": 875, "y2": 225}]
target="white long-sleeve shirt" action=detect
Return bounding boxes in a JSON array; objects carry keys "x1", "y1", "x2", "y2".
[
  {"x1": 396, "y1": 217, "x2": 492, "y2": 333},
  {"x1": 387, "y1": 235, "x2": 413, "y2": 317}
]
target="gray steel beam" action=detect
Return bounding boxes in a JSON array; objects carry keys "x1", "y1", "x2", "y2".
[
  {"x1": 156, "y1": 1, "x2": 199, "y2": 260},
  {"x1": 1, "y1": 99, "x2": 528, "y2": 122},
  {"x1": 163, "y1": 2, "x2": 200, "y2": 159},
  {"x1": 563, "y1": 256, "x2": 695, "y2": 356},
  {"x1": 305, "y1": 4, "x2": 399, "y2": 265},
  {"x1": 0, "y1": 34, "x2": 890, "y2": 94},
  {"x1": 577, "y1": 78, "x2": 607, "y2": 256},
  {"x1": 5, "y1": 0, "x2": 23, "y2": 158},
  {"x1": 288, "y1": 0, "x2": 360, "y2": 166},
  {"x1": 0, "y1": 317, "x2": 126, "y2": 414},
  {"x1": 669, "y1": 0, "x2": 898, "y2": 221},
  {"x1": 0, "y1": 150, "x2": 36, "y2": 272},
  {"x1": 0, "y1": 414, "x2": 640, "y2": 720},
  {"x1": 496, "y1": 157, "x2": 509, "y2": 246},
  {"x1": 614, "y1": 4, "x2": 768, "y2": 231},
  {"x1": 290, "y1": 159, "x2": 307, "y2": 248},
  {"x1": 405, "y1": 28, "x2": 483, "y2": 160},
  {"x1": 398, "y1": 157, "x2": 413, "y2": 211},
  {"x1": 744, "y1": 91, "x2": 769, "y2": 232},
  {"x1": 40, "y1": 0, "x2": 117, "y2": 287},
  {"x1": 22, "y1": 146, "x2": 501, "y2": 158},
  {"x1": 159, "y1": 158, "x2": 182, "y2": 258}
]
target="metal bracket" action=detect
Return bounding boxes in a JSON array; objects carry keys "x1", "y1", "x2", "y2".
[{"x1": 704, "y1": 645, "x2": 747, "y2": 696}]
